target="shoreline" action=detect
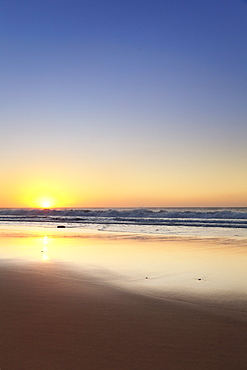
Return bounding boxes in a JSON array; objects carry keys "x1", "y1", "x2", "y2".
[{"x1": 0, "y1": 262, "x2": 247, "y2": 369}]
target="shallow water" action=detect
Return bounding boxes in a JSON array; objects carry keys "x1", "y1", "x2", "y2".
[{"x1": 1, "y1": 225, "x2": 247, "y2": 313}]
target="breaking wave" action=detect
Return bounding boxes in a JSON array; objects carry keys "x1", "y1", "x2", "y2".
[{"x1": 0, "y1": 207, "x2": 247, "y2": 229}]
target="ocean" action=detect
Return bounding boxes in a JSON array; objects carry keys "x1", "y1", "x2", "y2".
[{"x1": 0, "y1": 207, "x2": 247, "y2": 238}]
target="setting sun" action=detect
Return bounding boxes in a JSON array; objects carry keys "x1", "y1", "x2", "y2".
[
  {"x1": 41, "y1": 200, "x2": 51, "y2": 209},
  {"x1": 36, "y1": 196, "x2": 56, "y2": 209},
  {"x1": 17, "y1": 177, "x2": 75, "y2": 208}
]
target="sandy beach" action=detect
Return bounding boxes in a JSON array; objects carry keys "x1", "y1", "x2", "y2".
[
  {"x1": 1, "y1": 0, "x2": 247, "y2": 367},
  {"x1": 0, "y1": 261, "x2": 246, "y2": 370}
]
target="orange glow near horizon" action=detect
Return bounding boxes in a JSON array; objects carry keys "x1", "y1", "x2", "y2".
[
  {"x1": 17, "y1": 177, "x2": 76, "y2": 209},
  {"x1": 28, "y1": 194, "x2": 60, "y2": 209},
  {"x1": 0, "y1": 171, "x2": 246, "y2": 208}
]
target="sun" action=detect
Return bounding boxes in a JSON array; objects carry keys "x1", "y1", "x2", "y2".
[
  {"x1": 21, "y1": 179, "x2": 73, "y2": 208},
  {"x1": 37, "y1": 196, "x2": 55, "y2": 209},
  {"x1": 42, "y1": 200, "x2": 51, "y2": 209}
]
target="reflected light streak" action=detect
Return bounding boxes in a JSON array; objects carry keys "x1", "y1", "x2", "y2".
[
  {"x1": 42, "y1": 253, "x2": 49, "y2": 261},
  {"x1": 1, "y1": 227, "x2": 247, "y2": 304},
  {"x1": 41, "y1": 235, "x2": 49, "y2": 261}
]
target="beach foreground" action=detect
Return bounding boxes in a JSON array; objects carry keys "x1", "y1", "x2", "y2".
[{"x1": 0, "y1": 262, "x2": 246, "y2": 370}]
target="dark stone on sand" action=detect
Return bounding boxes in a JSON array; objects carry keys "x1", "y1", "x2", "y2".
[{"x1": 57, "y1": 225, "x2": 66, "y2": 228}]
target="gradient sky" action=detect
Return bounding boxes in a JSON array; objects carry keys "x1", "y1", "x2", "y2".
[{"x1": 1, "y1": 0, "x2": 247, "y2": 207}]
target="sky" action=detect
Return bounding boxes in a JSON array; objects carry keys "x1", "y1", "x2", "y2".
[{"x1": 1, "y1": 0, "x2": 247, "y2": 208}]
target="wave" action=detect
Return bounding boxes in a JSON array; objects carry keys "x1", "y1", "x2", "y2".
[
  {"x1": 0, "y1": 207, "x2": 247, "y2": 229},
  {"x1": 0, "y1": 207, "x2": 247, "y2": 219}
]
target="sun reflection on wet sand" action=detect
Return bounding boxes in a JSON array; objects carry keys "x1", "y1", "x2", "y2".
[
  {"x1": 0, "y1": 225, "x2": 247, "y2": 311},
  {"x1": 1, "y1": 225, "x2": 247, "y2": 370},
  {"x1": 41, "y1": 236, "x2": 49, "y2": 261}
]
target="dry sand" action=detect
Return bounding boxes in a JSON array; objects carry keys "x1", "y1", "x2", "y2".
[{"x1": 0, "y1": 262, "x2": 247, "y2": 370}]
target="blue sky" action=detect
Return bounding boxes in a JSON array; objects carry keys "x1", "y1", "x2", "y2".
[{"x1": 1, "y1": 0, "x2": 247, "y2": 207}]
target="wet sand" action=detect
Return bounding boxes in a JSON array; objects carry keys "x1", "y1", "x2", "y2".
[{"x1": 0, "y1": 262, "x2": 247, "y2": 370}]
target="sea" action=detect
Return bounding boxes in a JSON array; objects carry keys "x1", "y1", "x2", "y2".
[{"x1": 0, "y1": 207, "x2": 247, "y2": 238}]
